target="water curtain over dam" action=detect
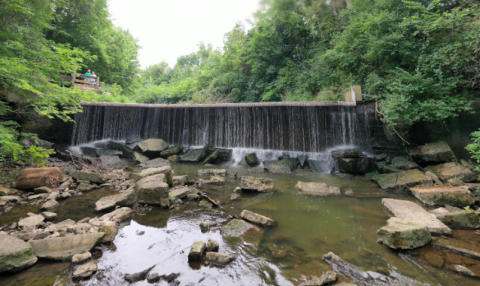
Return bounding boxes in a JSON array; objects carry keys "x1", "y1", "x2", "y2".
[{"x1": 71, "y1": 102, "x2": 375, "y2": 153}]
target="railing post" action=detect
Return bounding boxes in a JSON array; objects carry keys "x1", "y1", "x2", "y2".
[
  {"x1": 71, "y1": 72, "x2": 76, "y2": 87},
  {"x1": 96, "y1": 76, "x2": 100, "y2": 89}
]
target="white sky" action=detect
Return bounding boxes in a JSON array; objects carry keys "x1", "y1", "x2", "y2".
[{"x1": 108, "y1": 0, "x2": 261, "y2": 69}]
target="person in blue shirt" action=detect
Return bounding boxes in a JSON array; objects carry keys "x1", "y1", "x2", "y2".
[{"x1": 84, "y1": 69, "x2": 93, "y2": 86}]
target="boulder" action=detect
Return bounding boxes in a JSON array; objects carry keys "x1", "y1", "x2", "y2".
[
  {"x1": 72, "y1": 252, "x2": 91, "y2": 263},
  {"x1": 80, "y1": 147, "x2": 98, "y2": 157},
  {"x1": 0, "y1": 233, "x2": 38, "y2": 273},
  {"x1": 41, "y1": 200, "x2": 59, "y2": 211},
  {"x1": 205, "y1": 252, "x2": 235, "y2": 265},
  {"x1": 240, "y1": 176, "x2": 275, "y2": 192},
  {"x1": 409, "y1": 141, "x2": 457, "y2": 164},
  {"x1": 461, "y1": 159, "x2": 477, "y2": 171},
  {"x1": 125, "y1": 135, "x2": 141, "y2": 144},
  {"x1": 198, "y1": 169, "x2": 226, "y2": 176},
  {"x1": 376, "y1": 217, "x2": 431, "y2": 249},
  {"x1": 76, "y1": 183, "x2": 95, "y2": 192},
  {"x1": 73, "y1": 262, "x2": 97, "y2": 279},
  {"x1": 97, "y1": 207, "x2": 133, "y2": 223},
  {"x1": 180, "y1": 148, "x2": 207, "y2": 163},
  {"x1": 72, "y1": 170, "x2": 104, "y2": 184},
  {"x1": 220, "y1": 219, "x2": 264, "y2": 238},
  {"x1": 134, "y1": 166, "x2": 173, "y2": 186},
  {"x1": 0, "y1": 195, "x2": 21, "y2": 207},
  {"x1": 107, "y1": 141, "x2": 134, "y2": 159},
  {"x1": 371, "y1": 169, "x2": 433, "y2": 192},
  {"x1": 264, "y1": 157, "x2": 297, "y2": 173},
  {"x1": 18, "y1": 215, "x2": 45, "y2": 228},
  {"x1": 135, "y1": 174, "x2": 169, "y2": 205},
  {"x1": 138, "y1": 157, "x2": 170, "y2": 168},
  {"x1": 29, "y1": 233, "x2": 105, "y2": 261},
  {"x1": 295, "y1": 181, "x2": 341, "y2": 196},
  {"x1": 167, "y1": 155, "x2": 178, "y2": 163},
  {"x1": 133, "y1": 152, "x2": 149, "y2": 164},
  {"x1": 337, "y1": 157, "x2": 374, "y2": 174},
  {"x1": 210, "y1": 175, "x2": 224, "y2": 185},
  {"x1": 435, "y1": 210, "x2": 480, "y2": 229},
  {"x1": 382, "y1": 198, "x2": 451, "y2": 235},
  {"x1": 160, "y1": 145, "x2": 182, "y2": 158},
  {"x1": 96, "y1": 149, "x2": 123, "y2": 157},
  {"x1": 95, "y1": 187, "x2": 136, "y2": 211},
  {"x1": 41, "y1": 212, "x2": 57, "y2": 221},
  {"x1": 245, "y1": 153, "x2": 260, "y2": 166},
  {"x1": 169, "y1": 186, "x2": 191, "y2": 200},
  {"x1": 0, "y1": 185, "x2": 16, "y2": 196},
  {"x1": 15, "y1": 167, "x2": 64, "y2": 190},
  {"x1": 389, "y1": 156, "x2": 419, "y2": 170},
  {"x1": 99, "y1": 155, "x2": 123, "y2": 168},
  {"x1": 134, "y1": 139, "x2": 169, "y2": 158},
  {"x1": 297, "y1": 155, "x2": 308, "y2": 168},
  {"x1": 188, "y1": 241, "x2": 206, "y2": 261},
  {"x1": 425, "y1": 171, "x2": 443, "y2": 186},
  {"x1": 240, "y1": 210, "x2": 277, "y2": 226},
  {"x1": 173, "y1": 175, "x2": 188, "y2": 186},
  {"x1": 96, "y1": 221, "x2": 119, "y2": 243},
  {"x1": 428, "y1": 162, "x2": 476, "y2": 183},
  {"x1": 206, "y1": 239, "x2": 219, "y2": 252},
  {"x1": 331, "y1": 149, "x2": 363, "y2": 158},
  {"x1": 215, "y1": 148, "x2": 232, "y2": 162},
  {"x1": 410, "y1": 186, "x2": 475, "y2": 207},
  {"x1": 307, "y1": 160, "x2": 324, "y2": 172},
  {"x1": 203, "y1": 150, "x2": 220, "y2": 164}
]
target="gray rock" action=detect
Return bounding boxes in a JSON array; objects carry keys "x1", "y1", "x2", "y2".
[
  {"x1": 389, "y1": 156, "x2": 419, "y2": 170},
  {"x1": 206, "y1": 239, "x2": 219, "y2": 252},
  {"x1": 99, "y1": 155, "x2": 123, "y2": 168},
  {"x1": 240, "y1": 210, "x2": 277, "y2": 227},
  {"x1": 371, "y1": 169, "x2": 433, "y2": 192},
  {"x1": 240, "y1": 176, "x2": 275, "y2": 192},
  {"x1": 203, "y1": 149, "x2": 220, "y2": 164},
  {"x1": 180, "y1": 148, "x2": 207, "y2": 163},
  {"x1": 188, "y1": 241, "x2": 206, "y2": 261},
  {"x1": 331, "y1": 149, "x2": 363, "y2": 158},
  {"x1": 264, "y1": 157, "x2": 297, "y2": 174},
  {"x1": 160, "y1": 145, "x2": 182, "y2": 158},
  {"x1": 45, "y1": 219, "x2": 76, "y2": 232},
  {"x1": 28, "y1": 193, "x2": 47, "y2": 200},
  {"x1": 0, "y1": 233, "x2": 38, "y2": 273},
  {"x1": 134, "y1": 139, "x2": 169, "y2": 158},
  {"x1": 454, "y1": 265, "x2": 476, "y2": 277},
  {"x1": 199, "y1": 199, "x2": 213, "y2": 208},
  {"x1": 46, "y1": 191, "x2": 60, "y2": 200},
  {"x1": 245, "y1": 153, "x2": 260, "y2": 166},
  {"x1": 73, "y1": 262, "x2": 97, "y2": 279},
  {"x1": 375, "y1": 153, "x2": 388, "y2": 161},
  {"x1": 96, "y1": 149, "x2": 123, "y2": 157},
  {"x1": 125, "y1": 135, "x2": 141, "y2": 145},
  {"x1": 97, "y1": 207, "x2": 133, "y2": 222},
  {"x1": 72, "y1": 170, "x2": 104, "y2": 184},
  {"x1": 134, "y1": 166, "x2": 173, "y2": 186},
  {"x1": 436, "y1": 210, "x2": 480, "y2": 229},
  {"x1": 306, "y1": 271, "x2": 337, "y2": 286},
  {"x1": 41, "y1": 212, "x2": 57, "y2": 221},
  {"x1": 138, "y1": 157, "x2": 171, "y2": 168},
  {"x1": 210, "y1": 175, "x2": 224, "y2": 185},
  {"x1": 133, "y1": 151, "x2": 150, "y2": 164},
  {"x1": 72, "y1": 251, "x2": 91, "y2": 263},
  {"x1": 220, "y1": 219, "x2": 265, "y2": 251},
  {"x1": 409, "y1": 141, "x2": 457, "y2": 164},
  {"x1": 198, "y1": 169, "x2": 226, "y2": 176},
  {"x1": 29, "y1": 233, "x2": 105, "y2": 260},
  {"x1": 410, "y1": 185, "x2": 474, "y2": 207},
  {"x1": 135, "y1": 174, "x2": 169, "y2": 205},
  {"x1": 295, "y1": 181, "x2": 341, "y2": 196},
  {"x1": 205, "y1": 252, "x2": 234, "y2": 265},
  {"x1": 428, "y1": 162, "x2": 476, "y2": 183},
  {"x1": 173, "y1": 175, "x2": 188, "y2": 186},
  {"x1": 425, "y1": 171, "x2": 443, "y2": 186},
  {"x1": 34, "y1": 186, "x2": 53, "y2": 193},
  {"x1": 41, "y1": 200, "x2": 59, "y2": 211},
  {"x1": 0, "y1": 195, "x2": 21, "y2": 207},
  {"x1": 337, "y1": 157, "x2": 374, "y2": 174},
  {"x1": 169, "y1": 186, "x2": 192, "y2": 201},
  {"x1": 377, "y1": 217, "x2": 431, "y2": 249},
  {"x1": 200, "y1": 221, "x2": 217, "y2": 231},
  {"x1": 125, "y1": 266, "x2": 154, "y2": 283},
  {"x1": 382, "y1": 198, "x2": 451, "y2": 235},
  {"x1": 95, "y1": 187, "x2": 136, "y2": 211},
  {"x1": 297, "y1": 155, "x2": 308, "y2": 168},
  {"x1": 307, "y1": 160, "x2": 324, "y2": 172},
  {"x1": 18, "y1": 215, "x2": 45, "y2": 228},
  {"x1": 77, "y1": 182, "x2": 95, "y2": 192}
]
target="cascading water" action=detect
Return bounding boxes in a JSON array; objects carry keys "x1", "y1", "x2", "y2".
[{"x1": 71, "y1": 104, "x2": 375, "y2": 156}]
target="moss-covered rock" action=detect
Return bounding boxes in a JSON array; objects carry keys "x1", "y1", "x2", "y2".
[
  {"x1": 180, "y1": 148, "x2": 207, "y2": 163},
  {"x1": 245, "y1": 153, "x2": 260, "y2": 166},
  {"x1": 0, "y1": 233, "x2": 38, "y2": 273},
  {"x1": 436, "y1": 210, "x2": 480, "y2": 229},
  {"x1": 409, "y1": 141, "x2": 457, "y2": 164},
  {"x1": 264, "y1": 156, "x2": 297, "y2": 174},
  {"x1": 371, "y1": 169, "x2": 433, "y2": 192},
  {"x1": 377, "y1": 217, "x2": 431, "y2": 249},
  {"x1": 428, "y1": 162, "x2": 476, "y2": 183},
  {"x1": 410, "y1": 186, "x2": 475, "y2": 207}
]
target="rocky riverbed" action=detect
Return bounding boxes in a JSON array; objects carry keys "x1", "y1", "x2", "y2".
[{"x1": 1, "y1": 138, "x2": 480, "y2": 286}]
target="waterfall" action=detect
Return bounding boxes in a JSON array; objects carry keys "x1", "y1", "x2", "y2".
[{"x1": 71, "y1": 104, "x2": 374, "y2": 153}]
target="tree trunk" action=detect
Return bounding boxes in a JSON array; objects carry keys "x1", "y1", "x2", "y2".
[{"x1": 15, "y1": 167, "x2": 64, "y2": 190}]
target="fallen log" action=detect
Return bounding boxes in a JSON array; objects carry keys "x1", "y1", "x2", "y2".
[{"x1": 15, "y1": 167, "x2": 64, "y2": 190}]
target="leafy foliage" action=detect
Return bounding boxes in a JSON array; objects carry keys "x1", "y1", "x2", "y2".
[{"x1": 466, "y1": 129, "x2": 480, "y2": 168}]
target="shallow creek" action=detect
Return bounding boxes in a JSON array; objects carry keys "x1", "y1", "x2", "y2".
[{"x1": 1, "y1": 164, "x2": 480, "y2": 285}]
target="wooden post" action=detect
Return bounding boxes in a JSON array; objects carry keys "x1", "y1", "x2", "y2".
[
  {"x1": 71, "y1": 72, "x2": 76, "y2": 87},
  {"x1": 96, "y1": 76, "x2": 100, "y2": 89}
]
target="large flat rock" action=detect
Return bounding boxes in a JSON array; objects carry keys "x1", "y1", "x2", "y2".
[
  {"x1": 95, "y1": 187, "x2": 136, "y2": 211},
  {"x1": 220, "y1": 219, "x2": 265, "y2": 252},
  {"x1": 240, "y1": 176, "x2": 275, "y2": 192},
  {"x1": 377, "y1": 217, "x2": 431, "y2": 249},
  {"x1": 382, "y1": 198, "x2": 451, "y2": 235},
  {"x1": 180, "y1": 148, "x2": 207, "y2": 163},
  {"x1": 295, "y1": 181, "x2": 341, "y2": 196},
  {"x1": 135, "y1": 174, "x2": 169, "y2": 206},
  {"x1": 409, "y1": 141, "x2": 457, "y2": 164},
  {"x1": 72, "y1": 170, "x2": 104, "y2": 184},
  {"x1": 18, "y1": 214, "x2": 45, "y2": 228},
  {"x1": 134, "y1": 139, "x2": 169, "y2": 158},
  {"x1": 410, "y1": 186, "x2": 475, "y2": 207},
  {"x1": 138, "y1": 158, "x2": 171, "y2": 168},
  {"x1": 134, "y1": 166, "x2": 173, "y2": 186},
  {"x1": 240, "y1": 210, "x2": 277, "y2": 227},
  {"x1": 0, "y1": 233, "x2": 38, "y2": 273},
  {"x1": 371, "y1": 169, "x2": 433, "y2": 192},
  {"x1": 433, "y1": 237, "x2": 480, "y2": 260},
  {"x1": 428, "y1": 162, "x2": 476, "y2": 183},
  {"x1": 29, "y1": 233, "x2": 105, "y2": 261},
  {"x1": 168, "y1": 186, "x2": 192, "y2": 200}
]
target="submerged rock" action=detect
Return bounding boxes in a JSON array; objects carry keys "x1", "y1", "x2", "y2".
[
  {"x1": 428, "y1": 162, "x2": 476, "y2": 183},
  {"x1": 245, "y1": 153, "x2": 260, "y2": 166},
  {"x1": 73, "y1": 262, "x2": 97, "y2": 279},
  {"x1": 409, "y1": 141, "x2": 457, "y2": 164},
  {"x1": 221, "y1": 219, "x2": 263, "y2": 237},
  {"x1": 377, "y1": 217, "x2": 431, "y2": 249},
  {"x1": 188, "y1": 241, "x2": 206, "y2": 261},
  {"x1": 240, "y1": 176, "x2": 275, "y2": 192},
  {"x1": 134, "y1": 139, "x2": 169, "y2": 158},
  {"x1": 382, "y1": 198, "x2": 451, "y2": 235},
  {"x1": 198, "y1": 169, "x2": 227, "y2": 176},
  {"x1": 241, "y1": 210, "x2": 277, "y2": 226},
  {"x1": 210, "y1": 175, "x2": 224, "y2": 185},
  {"x1": 433, "y1": 237, "x2": 480, "y2": 260},
  {"x1": 29, "y1": 233, "x2": 105, "y2": 261},
  {"x1": 371, "y1": 169, "x2": 433, "y2": 192},
  {"x1": 410, "y1": 186, "x2": 475, "y2": 207},
  {"x1": 200, "y1": 221, "x2": 217, "y2": 231},
  {"x1": 205, "y1": 252, "x2": 235, "y2": 265},
  {"x1": 199, "y1": 199, "x2": 213, "y2": 208},
  {"x1": 0, "y1": 233, "x2": 38, "y2": 273},
  {"x1": 295, "y1": 181, "x2": 341, "y2": 196}
]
